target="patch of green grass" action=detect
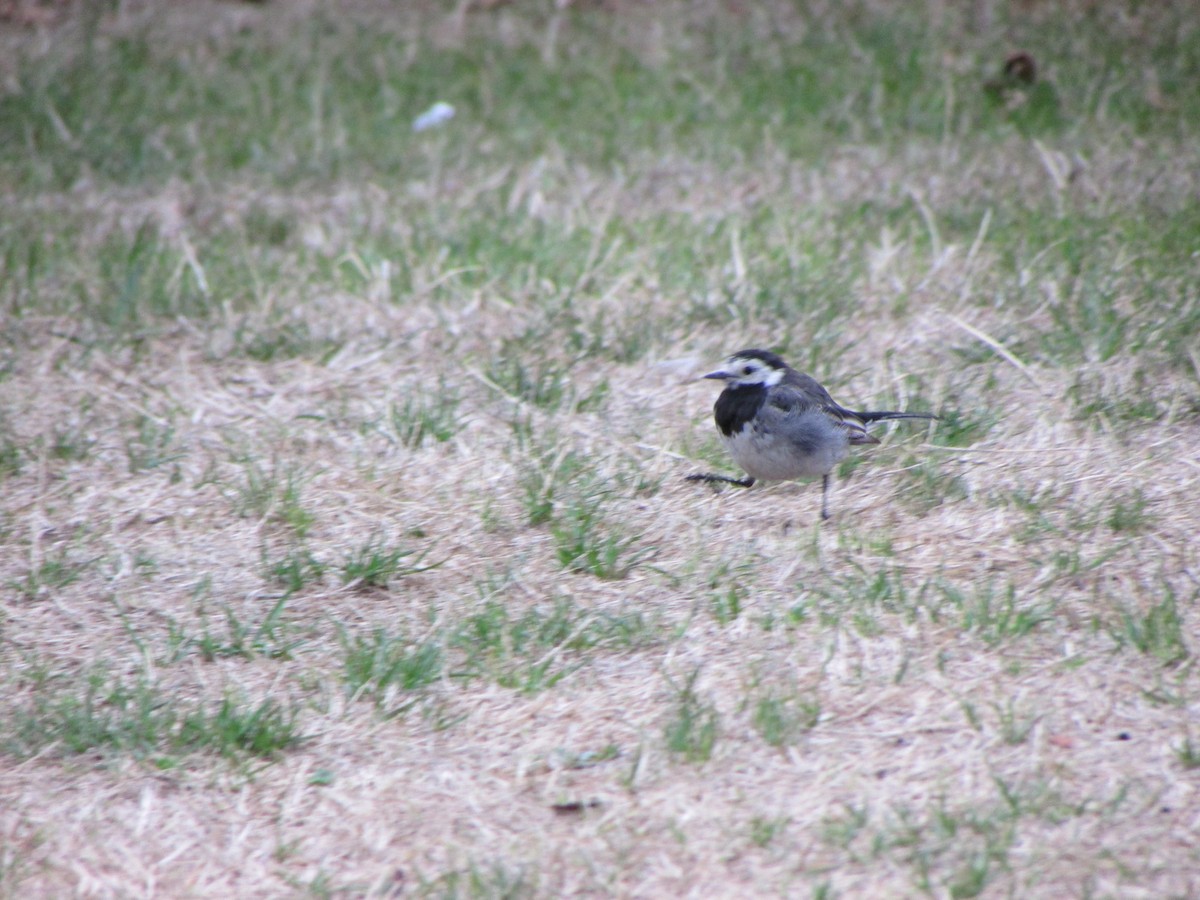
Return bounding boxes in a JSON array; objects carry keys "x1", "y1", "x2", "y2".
[
  {"x1": 1017, "y1": 258, "x2": 1200, "y2": 378},
  {"x1": 388, "y1": 389, "x2": 461, "y2": 449},
  {"x1": 892, "y1": 455, "x2": 970, "y2": 515},
  {"x1": 487, "y1": 352, "x2": 571, "y2": 411},
  {"x1": 865, "y1": 779, "x2": 1083, "y2": 899},
  {"x1": 9, "y1": 548, "x2": 93, "y2": 600},
  {"x1": 1025, "y1": 548, "x2": 1100, "y2": 595},
  {"x1": 419, "y1": 860, "x2": 536, "y2": 900},
  {"x1": 1055, "y1": 489, "x2": 1154, "y2": 536},
  {"x1": 280, "y1": 481, "x2": 317, "y2": 538},
  {"x1": 938, "y1": 579, "x2": 1051, "y2": 646},
  {"x1": 265, "y1": 548, "x2": 327, "y2": 594},
  {"x1": 242, "y1": 205, "x2": 292, "y2": 248},
  {"x1": 87, "y1": 222, "x2": 215, "y2": 338},
  {"x1": 3, "y1": 666, "x2": 302, "y2": 762},
  {"x1": 1000, "y1": 487, "x2": 1060, "y2": 544},
  {"x1": 752, "y1": 691, "x2": 820, "y2": 748},
  {"x1": 4, "y1": 667, "x2": 168, "y2": 758},
  {"x1": 124, "y1": 413, "x2": 184, "y2": 474},
  {"x1": 511, "y1": 431, "x2": 585, "y2": 527},
  {"x1": 708, "y1": 583, "x2": 744, "y2": 625},
  {"x1": 450, "y1": 601, "x2": 554, "y2": 692},
  {"x1": 551, "y1": 490, "x2": 649, "y2": 581},
  {"x1": 1104, "y1": 490, "x2": 1151, "y2": 534},
  {"x1": 4, "y1": 4, "x2": 1195, "y2": 194},
  {"x1": 992, "y1": 698, "x2": 1039, "y2": 746},
  {"x1": 0, "y1": 432, "x2": 21, "y2": 479},
  {"x1": 749, "y1": 815, "x2": 790, "y2": 849},
  {"x1": 959, "y1": 701, "x2": 983, "y2": 733},
  {"x1": 0, "y1": 815, "x2": 44, "y2": 897},
  {"x1": 221, "y1": 458, "x2": 314, "y2": 536},
  {"x1": 192, "y1": 595, "x2": 304, "y2": 662},
  {"x1": 339, "y1": 534, "x2": 439, "y2": 590},
  {"x1": 704, "y1": 560, "x2": 754, "y2": 625},
  {"x1": 1111, "y1": 590, "x2": 1190, "y2": 666},
  {"x1": 234, "y1": 319, "x2": 343, "y2": 364},
  {"x1": 159, "y1": 618, "x2": 195, "y2": 666},
  {"x1": 1173, "y1": 736, "x2": 1200, "y2": 770},
  {"x1": 178, "y1": 694, "x2": 303, "y2": 761},
  {"x1": 1139, "y1": 669, "x2": 1192, "y2": 709},
  {"x1": 548, "y1": 744, "x2": 621, "y2": 771},
  {"x1": 927, "y1": 408, "x2": 993, "y2": 448},
  {"x1": 50, "y1": 421, "x2": 95, "y2": 462},
  {"x1": 821, "y1": 803, "x2": 870, "y2": 851},
  {"x1": 449, "y1": 597, "x2": 651, "y2": 693},
  {"x1": 0, "y1": 221, "x2": 51, "y2": 315},
  {"x1": 664, "y1": 667, "x2": 719, "y2": 764},
  {"x1": 1066, "y1": 370, "x2": 1164, "y2": 426},
  {"x1": 808, "y1": 561, "x2": 926, "y2": 630},
  {"x1": 340, "y1": 627, "x2": 442, "y2": 715},
  {"x1": 333, "y1": 248, "x2": 409, "y2": 303},
  {"x1": 1036, "y1": 278, "x2": 1128, "y2": 362}
]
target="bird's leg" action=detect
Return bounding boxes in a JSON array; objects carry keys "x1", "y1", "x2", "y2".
[
  {"x1": 685, "y1": 473, "x2": 756, "y2": 488},
  {"x1": 820, "y1": 474, "x2": 831, "y2": 520}
]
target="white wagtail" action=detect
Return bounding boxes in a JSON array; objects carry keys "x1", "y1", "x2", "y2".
[{"x1": 687, "y1": 348, "x2": 938, "y2": 520}]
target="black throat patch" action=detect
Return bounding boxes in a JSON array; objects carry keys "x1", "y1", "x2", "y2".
[{"x1": 714, "y1": 383, "x2": 767, "y2": 437}]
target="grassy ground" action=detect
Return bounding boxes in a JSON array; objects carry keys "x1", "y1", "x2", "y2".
[{"x1": 2, "y1": 1, "x2": 1199, "y2": 896}]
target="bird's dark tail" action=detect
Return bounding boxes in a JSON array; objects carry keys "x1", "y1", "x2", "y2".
[{"x1": 854, "y1": 410, "x2": 940, "y2": 423}]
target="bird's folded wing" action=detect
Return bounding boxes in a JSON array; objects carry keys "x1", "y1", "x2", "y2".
[{"x1": 766, "y1": 383, "x2": 879, "y2": 445}]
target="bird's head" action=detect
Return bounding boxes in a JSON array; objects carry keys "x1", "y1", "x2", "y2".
[{"x1": 702, "y1": 348, "x2": 790, "y2": 388}]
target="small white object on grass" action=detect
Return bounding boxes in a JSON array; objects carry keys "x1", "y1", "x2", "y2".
[{"x1": 412, "y1": 102, "x2": 456, "y2": 132}]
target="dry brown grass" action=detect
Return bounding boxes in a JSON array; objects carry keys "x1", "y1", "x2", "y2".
[{"x1": 3, "y1": 2, "x2": 1200, "y2": 897}]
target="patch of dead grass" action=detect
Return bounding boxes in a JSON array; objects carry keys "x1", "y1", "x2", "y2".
[{"x1": 3, "y1": 3, "x2": 1200, "y2": 898}]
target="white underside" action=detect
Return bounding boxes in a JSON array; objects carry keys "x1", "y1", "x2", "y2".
[{"x1": 721, "y1": 413, "x2": 849, "y2": 481}]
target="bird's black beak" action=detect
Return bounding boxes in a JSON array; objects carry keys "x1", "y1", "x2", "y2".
[{"x1": 701, "y1": 370, "x2": 728, "y2": 381}]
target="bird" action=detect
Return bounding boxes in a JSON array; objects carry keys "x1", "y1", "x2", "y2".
[{"x1": 687, "y1": 348, "x2": 938, "y2": 520}]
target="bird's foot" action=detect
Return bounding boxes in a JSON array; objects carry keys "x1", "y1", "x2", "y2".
[{"x1": 685, "y1": 473, "x2": 756, "y2": 488}]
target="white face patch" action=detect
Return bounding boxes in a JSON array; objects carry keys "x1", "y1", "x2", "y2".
[{"x1": 722, "y1": 357, "x2": 785, "y2": 388}]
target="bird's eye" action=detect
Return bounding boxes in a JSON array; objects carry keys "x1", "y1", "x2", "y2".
[{"x1": 742, "y1": 365, "x2": 753, "y2": 375}]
